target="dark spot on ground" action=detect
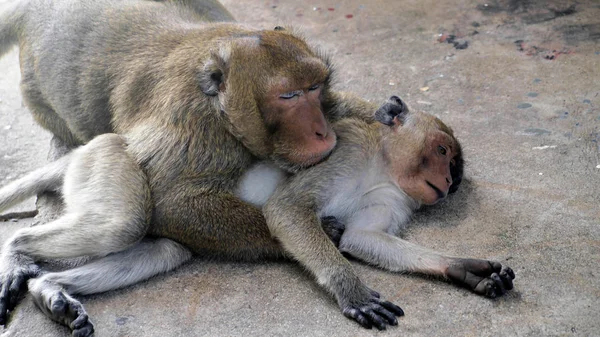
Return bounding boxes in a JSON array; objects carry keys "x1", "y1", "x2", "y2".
[
  {"x1": 115, "y1": 317, "x2": 129, "y2": 325},
  {"x1": 558, "y1": 24, "x2": 600, "y2": 44},
  {"x1": 527, "y1": 92, "x2": 538, "y2": 97},
  {"x1": 438, "y1": 33, "x2": 469, "y2": 50},
  {"x1": 517, "y1": 103, "x2": 532, "y2": 109}
]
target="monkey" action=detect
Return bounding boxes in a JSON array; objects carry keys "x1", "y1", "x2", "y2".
[
  {"x1": 0, "y1": 96, "x2": 468, "y2": 333},
  {"x1": 0, "y1": 0, "x2": 400, "y2": 333},
  {"x1": 235, "y1": 96, "x2": 514, "y2": 330}
]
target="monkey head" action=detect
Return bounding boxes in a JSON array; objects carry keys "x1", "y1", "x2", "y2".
[
  {"x1": 199, "y1": 26, "x2": 336, "y2": 172},
  {"x1": 377, "y1": 96, "x2": 464, "y2": 205}
]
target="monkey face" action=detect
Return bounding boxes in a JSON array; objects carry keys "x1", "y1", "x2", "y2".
[
  {"x1": 378, "y1": 101, "x2": 460, "y2": 205},
  {"x1": 263, "y1": 79, "x2": 337, "y2": 171},
  {"x1": 388, "y1": 129, "x2": 454, "y2": 205},
  {"x1": 200, "y1": 28, "x2": 336, "y2": 172}
]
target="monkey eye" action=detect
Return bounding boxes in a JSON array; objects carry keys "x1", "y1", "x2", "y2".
[
  {"x1": 308, "y1": 84, "x2": 320, "y2": 91},
  {"x1": 438, "y1": 145, "x2": 447, "y2": 156},
  {"x1": 279, "y1": 90, "x2": 302, "y2": 99}
]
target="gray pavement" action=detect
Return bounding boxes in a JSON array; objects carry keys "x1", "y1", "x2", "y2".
[{"x1": 0, "y1": 0, "x2": 599, "y2": 336}]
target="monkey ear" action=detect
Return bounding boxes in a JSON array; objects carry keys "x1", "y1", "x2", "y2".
[
  {"x1": 199, "y1": 48, "x2": 229, "y2": 96},
  {"x1": 375, "y1": 95, "x2": 408, "y2": 127}
]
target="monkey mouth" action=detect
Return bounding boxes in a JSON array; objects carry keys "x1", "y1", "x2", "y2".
[{"x1": 426, "y1": 181, "x2": 447, "y2": 201}]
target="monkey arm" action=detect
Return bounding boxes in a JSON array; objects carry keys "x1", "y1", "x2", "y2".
[
  {"x1": 339, "y1": 228, "x2": 451, "y2": 275},
  {"x1": 339, "y1": 228, "x2": 515, "y2": 298},
  {"x1": 324, "y1": 91, "x2": 379, "y2": 123},
  {"x1": 263, "y1": 179, "x2": 403, "y2": 330}
]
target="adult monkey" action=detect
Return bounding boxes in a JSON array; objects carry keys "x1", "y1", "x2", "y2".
[{"x1": 0, "y1": 0, "x2": 421, "y2": 335}]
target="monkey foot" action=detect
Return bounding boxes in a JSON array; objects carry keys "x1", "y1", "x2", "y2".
[
  {"x1": 29, "y1": 279, "x2": 94, "y2": 337},
  {"x1": 0, "y1": 258, "x2": 40, "y2": 326},
  {"x1": 446, "y1": 258, "x2": 515, "y2": 298},
  {"x1": 341, "y1": 292, "x2": 404, "y2": 330},
  {"x1": 321, "y1": 216, "x2": 345, "y2": 248}
]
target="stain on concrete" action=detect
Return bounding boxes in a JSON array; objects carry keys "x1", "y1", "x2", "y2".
[
  {"x1": 558, "y1": 23, "x2": 600, "y2": 44},
  {"x1": 518, "y1": 103, "x2": 533, "y2": 109},
  {"x1": 438, "y1": 33, "x2": 469, "y2": 50}
]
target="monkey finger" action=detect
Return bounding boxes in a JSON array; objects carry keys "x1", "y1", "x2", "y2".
[
  {"x1": 0, "y1": 284, "x2": 8, "y2": 325},
  {"x1": 377, "y1": 299, "x2": 405, "y2": 317},
  {"x1": 371, "y1": 305, "x2": 398, "y2": 326},
  {"x1": 359, "y1": 307, "x2": 387, "y2": 330},
  {"x1": 502, "y1": 266, "x2": 516, "y2": 280},
  {"x1": 7, "y1": 274, "x2": 25, "y2": 311},
  {"x1": 499, "y1": 269, "x2": 515, "y2": 291},
  {"x1": 474, "y1": 279, "x2": 497, "y2": 298},
  {"x1": 342, "y1": 307, "x2": 372, "y2": 329},
  {"x1": 488, "y1": 261, "x2": 503, "y2": 274},
  {"x1": 490, "y1": 273, "x2": 506, "y2": 296}
]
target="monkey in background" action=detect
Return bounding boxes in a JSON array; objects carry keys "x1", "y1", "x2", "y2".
[
  {"x1": 0, "y1": 0, "x2": 385, "y2": 334},
  {"x1": 237, "y1": 96, "x2": 514, "y2": 330}
]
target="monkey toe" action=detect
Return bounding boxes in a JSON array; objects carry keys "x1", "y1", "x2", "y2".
[
  {"x1": 72, "y1": 321, "x2": 94, "y2": 337},
  {"x1": 72, "y1": 315, "x2": 94, "y2": 337},
  {"x1": 71, "y1": 311, "x2": 89, "y2": 330},
  {"x1": 50, "y1": 293, "x2": 68, "y2": 316}
]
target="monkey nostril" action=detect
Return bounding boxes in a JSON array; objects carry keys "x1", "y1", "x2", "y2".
[
  {"x1": 316, "y1": 130, "x2": 327, "y2": 140},
  {"x1": 446, "y1": 177, "x2": 451, "y2": 184}
]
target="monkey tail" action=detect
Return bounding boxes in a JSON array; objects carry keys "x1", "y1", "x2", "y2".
[
  {"x1": 0, "y1": 153, "x2": 72, "y2": 213},
  {"x1": 0, "y1": 0, "x2": 29, "y2": 58}
]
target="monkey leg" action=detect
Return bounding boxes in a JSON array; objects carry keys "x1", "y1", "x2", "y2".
[
  {"x1": 339, "y1": 229, "x2": 515, "y2": 298},
  {"x1": 150, "y1": 191, "x2": 288, "y2": 261},
  {"x1": 27, "y1": 238, "x2": 191, "y2": 337},
  {"x1": 0, "y1": 209, "x2": 147, "y2": 325},
  {"x1": 19, "y1": 84, "x2": 81, "y2": 147}
]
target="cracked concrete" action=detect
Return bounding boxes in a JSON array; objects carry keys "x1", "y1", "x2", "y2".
[{"x1": 0, "y1": 0, "x2": 599, "y2": 336}]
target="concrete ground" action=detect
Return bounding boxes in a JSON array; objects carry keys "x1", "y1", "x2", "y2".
[{"x1": 1, "y1": 0, "x2": 599, "y2": 336}]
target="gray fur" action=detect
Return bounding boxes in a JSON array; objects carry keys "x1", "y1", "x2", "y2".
[{"x1": 0, "y1": 153, "x2": 71, "y2": 213}]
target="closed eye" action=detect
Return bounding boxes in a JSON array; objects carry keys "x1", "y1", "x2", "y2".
[
  {"x1": 308, "y1": 84, "x2": 320, "y2": 91},
  {"x1": 280, "y1": 90, "x2": 302, "y2": 99}
]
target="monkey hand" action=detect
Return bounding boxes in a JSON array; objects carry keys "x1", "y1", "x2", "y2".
[
  {"x1": 0, "y1": 255, "x2": 41, "y2": 325},
  {"x1": 446, "y1": 258, "x2": 515, "y2": 298},
  {"x1": 320, "y1": 216, "x2": 345, "y2": 248},
  {"x1": 339, "y1": 284, "x2": 404, "y2": 330}
]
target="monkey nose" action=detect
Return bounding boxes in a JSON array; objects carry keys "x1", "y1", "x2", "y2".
[{"x1": 445, "y1": 176, "x2": 452, "y2": 187}]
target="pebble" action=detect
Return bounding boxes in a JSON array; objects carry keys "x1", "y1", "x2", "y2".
[{"x1": 527, "y1": 92, "x2": 538, "y2": 97}]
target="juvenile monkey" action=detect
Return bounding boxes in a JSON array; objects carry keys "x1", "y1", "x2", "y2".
[
  {"x1": 0, "y1": 0, "x2": 384, "y2": 333},
  {"x1": 238, "y1": 96, "x2": 514, "y2": 330}
]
